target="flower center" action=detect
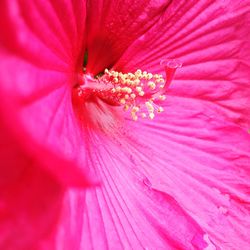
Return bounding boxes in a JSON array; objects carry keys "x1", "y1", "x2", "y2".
[{"x1": 73, "y1": 59, "x2": 182, "y2": 121}]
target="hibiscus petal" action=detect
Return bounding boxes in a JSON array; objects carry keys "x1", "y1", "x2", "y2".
[
  {"x1": 0, "y1": 115, "x2": 64, "y2": 250},
  {"x1": 0, "y1": 0, "x2": 93, "y2": 186},
  {"x1": 86, "y1": 0, "x2": 171, "y2": 74},
  {"x1": 112, "y1": 1, "x2": 250, "y2": 248},
  {"x1": 115, "y1": 0, "x2": 250, "y2": 128},
  {"x1": 44, "y1": 126, "x2": 212, "y2": 250},
  {"x1": 0, "y1": 0, "x2": 86, "y2": 70},
  {"x1": 124, "y1": 98, "x2": 250, "y2": 249}
]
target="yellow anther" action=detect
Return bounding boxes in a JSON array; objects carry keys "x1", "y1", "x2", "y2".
[
  {"x1": 156, "y1": 78, "x2": 164, "y2": 83},
  {"x1": 126, "y1": 87, "x2": 132, "y2": 94},
  {"x1": 124, "y1": 80, "x2": 130, "y2": 85},
  {"x1": 159, "y1": 95, "x2": 166, "y2": 101},
  {"x1": 135, "y1": 73, "x2": 141, "y2": 77},
  {"x1": 134, "y1": 79, "x2": 140, "y2": 85},
  {"x1": 148, "y1": 81, "x2": 156, "y2": 90},
  {"x1": 130, "y1": 93, "x2": 136, "y2": 99},
  {"x1": 157, "y1": 107, "x2": 164, "y2": 113},
  {"x1": 132, "y1": 106, "x2": 140, "y2": 113},
  {"x1": 138, "y1": 91, "x2": 145, "y2": 96},
  {"x1": 102, "y1": 67, "x2": 168, "y2": 122},
  {"x1": 120, "y1": 98, "x2": 126, "y2": 105},
  {"x1": 149, "y1": 113, "x2": 155, "y2": 119},
  {"x1": 124, "y1": 104, "x2": 130, "y2": 111},
  {"x1": 128, "y1": 73, "x2": 133, "y2": 78},
  {"x1": 145, "y1": 101, "x2": 154, "y2": 112},
  {"x1": 136, "y1": 86, "x2": 142, "y2": 92},
  {"x1": 121, "y1": 87, "x2": 128, "y2": 92},
  {"x1": 147, "y1": 73, "x2": 153, "y2": 79}
]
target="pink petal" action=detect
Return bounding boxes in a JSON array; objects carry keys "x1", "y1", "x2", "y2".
[
  {"x1": 45, "y1": 131, "x2": 209, "y2": 250},
  {"x1": 86, "y1": 0, "x2": 170, "y2": 74},
  {"x1": 0, "y1": 59, "x2": 94, "y2": 186},
  {"x1": 115, "y1": 0, "x2": 250, "y2": 128},
  {"x1": 125, "y1": 98, "x2": 250, "y2": 249},
  {"x1": 0, "y1": 0, "x2": 86, "y2": 71},
  {"x1": 0, "y1": 0, "x2": 93, "y2": 186},
  {"x1": 0, "y1": 114, "x2": 64, "y2": 250}
]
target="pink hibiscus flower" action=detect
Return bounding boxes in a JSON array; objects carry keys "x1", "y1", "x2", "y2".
[{"x1": 1, "y1": 0, "x2": 250, "y2": 249}]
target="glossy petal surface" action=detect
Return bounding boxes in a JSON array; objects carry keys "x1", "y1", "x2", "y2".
[
  {"x1": 115, "y1": 0, "x2": 250, "y2": 128},
  {"x1": 86, "y1": 0, "x2": 171, "y2": 74},
  {"x1": 126, "y1": 101, "x2": 250, "y2": 249},
  {"x1": 0, "y1": 0, "x2": 250, "y2": 249},
  {"x1": 113, "y1": 1, "x2": 250, "y2": 248},
  {"x1": 0, "y1": 0, "x2": 92, "y2": 186},
  {"x1": 0, "y1": 114, "x2": 64, "y2": 250},
  {"x1": 47, "y1": 130, "x2": 209, "y2": 250}
]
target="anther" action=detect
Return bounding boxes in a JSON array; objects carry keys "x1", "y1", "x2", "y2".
[{"x1": 93, "y1": 59, "x2": 181, "y2": 121}]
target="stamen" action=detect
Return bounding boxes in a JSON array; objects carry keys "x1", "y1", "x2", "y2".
[{"x1": 74, "y1": 59, "x2": 181, "y2": 121}]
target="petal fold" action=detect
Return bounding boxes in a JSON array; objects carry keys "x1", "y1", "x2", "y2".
[{"x1": 0, "y1": 0, "x2": 92, "y2": 186}]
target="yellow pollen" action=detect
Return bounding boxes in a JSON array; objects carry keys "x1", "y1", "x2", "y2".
[
  {"x1": 157, "y1": 107, "x2": 164, "y2": 113},
  {"x1": 138, "y1": 91, "x2": 145, "y2": 96},
  {"x1": 145, "y1": 101, "x2": 154, "y2": 112},
  {"x1": 132, "y1": 106, "x2": 140, "y2": 113},
  {"x1": 148, "y1": 81, "x2": 156, "y2": 90},
  {"x1": 159, "y1": 95, "x2": 166, "y2": 101},
  {"x1": 149, "y1": 113, "x2": 155, "y2": 119},
  {"x1": 130, "y1": 93, "x2": 136, "y2": 99},
  {"x1": 147, "y1": 73, "x2": 153, "y2": 79},
  {"x1": 156, "y1": 78, "x2": 164, "y2": 83},
  {"x1": 134, "y1": 79, "x2": 140, "y2": 85},
  {"x1": 136, "y1": 86, "x2": 142, "y2": 92},
  {"x1": 120, "y1": 98, "x2": 126, "y2": 105},
  {"x1": 102, "y1": 68, "x2": 168, "y2": 121},
  {"x1": 124, "y1": 104, "x2": 130, "y2": 111}
]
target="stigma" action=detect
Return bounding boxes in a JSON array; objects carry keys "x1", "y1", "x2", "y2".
[{"x1": 73, "y1": 59, "x2": 182, "y2": 121}]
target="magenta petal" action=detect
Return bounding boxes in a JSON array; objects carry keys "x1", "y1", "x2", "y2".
[
  {"x1": 0, "y1": 0, "x2": 94, "y2": 186},
  {"x1": 115, "y1": 0, "x2": 250, "y2": 128},
  {"x1": 86, "y1": 0, "x2": 170, "y2": 74},
  {"x1": 0, "y1": 56, "x2": 94, "y2": 187},
  {"x1": 0, "y1": 0, "x2": 86, "y2": 70},
  {"x1": 0, "y1": 115, "x2": 64, "y2": 250},
  {"x1": 48, "y1": 134, "x2": 210, "y2": 250},
  {"x1": 125, "y1": 98, "x2": 250, "y2": 249}
]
